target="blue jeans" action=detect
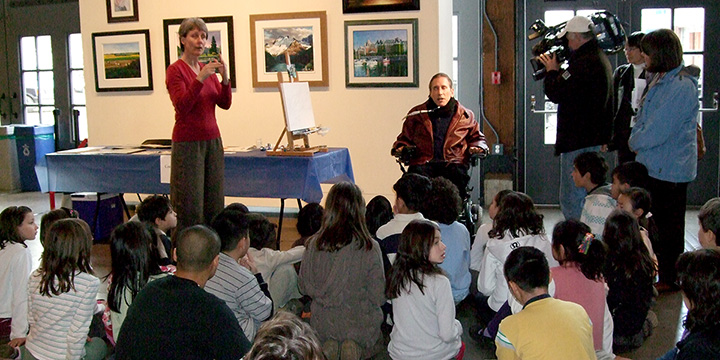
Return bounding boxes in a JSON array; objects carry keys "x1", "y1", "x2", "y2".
[{"x1": 559, "y1": 146, "x2": 601, "y2": 220}]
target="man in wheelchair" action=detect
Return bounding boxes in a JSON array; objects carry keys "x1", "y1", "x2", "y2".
[{"x1": 392, "y1": 72, "x2": 488, "y2": 199}]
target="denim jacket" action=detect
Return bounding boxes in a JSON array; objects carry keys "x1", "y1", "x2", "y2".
[{"x1": 629, "y1": 64, "x2": 698, "y2": 183}]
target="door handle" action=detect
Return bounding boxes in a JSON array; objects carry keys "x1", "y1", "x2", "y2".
[
  {"x1": 699, "y1": 92, "x2": 718, "y2": 113},
  {"x1": 0, "y1": 93, "x2": 6, "y2": 120},
  {"x1": 8, "y1": 92, "x2": 18, "y2": 119},
  {"x1": 530, "y1": 95, "x2": 557, "y2": 114}
]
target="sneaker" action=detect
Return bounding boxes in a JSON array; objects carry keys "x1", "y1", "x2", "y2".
[
  {"x1": 340, "y1": 339, "x2": 362, "y2": 360},
  {"x1": 323, "y1": 339, "x2": 340, "y2": 360}
]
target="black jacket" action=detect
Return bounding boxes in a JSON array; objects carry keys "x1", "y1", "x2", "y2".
[
  {"x1": 610, "y1": 63, "x2": 644, "y2": 162},
  {"x1": 544, "y1": 39, "x2": 614, "y2": 155}
]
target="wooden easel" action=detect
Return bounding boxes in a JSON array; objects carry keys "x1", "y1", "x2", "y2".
[{"x1": 267, "y1": 55, "x2": 327, "y2": 157}]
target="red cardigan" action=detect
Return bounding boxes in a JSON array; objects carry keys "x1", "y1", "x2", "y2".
[{"x1": 166, "y1": 60, "x2": 232, "y2": 142}]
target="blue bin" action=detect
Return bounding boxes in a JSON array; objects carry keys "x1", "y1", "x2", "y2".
[
  {"x1": 13, "y1": 125, "x2": 55, "y2": 191},
  {"x1": 71, "y1": 192, "x2": 124, "y2": 242}
]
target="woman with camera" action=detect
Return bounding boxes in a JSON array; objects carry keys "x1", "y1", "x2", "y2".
[
  {"x1": 166, "y1": 17, "x2": 231, "y2": 234},
  {"x1": 628, "y1": 29, "x2": 699, "y2": 292}
]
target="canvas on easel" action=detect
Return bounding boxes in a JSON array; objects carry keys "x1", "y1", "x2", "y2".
[{"x1": 267, "y1": 71, "x2": 327, "y2": 156}]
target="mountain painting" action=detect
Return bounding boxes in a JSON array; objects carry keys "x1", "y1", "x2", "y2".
[{"x1": 263, "y1": 26, "x2": 314, "y2": 73}]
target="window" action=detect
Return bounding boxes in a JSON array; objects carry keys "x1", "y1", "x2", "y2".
[
  {"x1": 641, "y1": 7, "x2": 704, "y2": 96},
  {"x1": 20, "y1": 35, "x2": 54, "y2": 125},
  {"x1": 68, "y1": 33, "x2": 88, "y2": 141},
  {"x1": 452, "y1": 14, "x2": 459, "y2": 94}
]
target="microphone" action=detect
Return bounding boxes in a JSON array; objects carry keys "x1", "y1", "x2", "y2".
[{"x1": 401, "y1": 108, "x2": 436, "y2": 120}]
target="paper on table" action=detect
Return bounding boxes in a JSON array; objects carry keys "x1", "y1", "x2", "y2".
[{"x1": 160, "y1": 155, "x2": 171, "y2": 183}]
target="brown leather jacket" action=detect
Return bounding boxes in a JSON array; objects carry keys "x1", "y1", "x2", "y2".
[{"x1": 393, "y1": 99, "x2": 487, "y2": 166}]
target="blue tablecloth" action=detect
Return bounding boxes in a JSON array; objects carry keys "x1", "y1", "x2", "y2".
[{"x1": 43, "y1": 147, "x2": 354, "y2": 203}]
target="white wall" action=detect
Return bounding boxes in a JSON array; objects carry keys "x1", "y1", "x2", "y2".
[{"x1": 79, "y1": 0, "x2": 452, "y2": 208}]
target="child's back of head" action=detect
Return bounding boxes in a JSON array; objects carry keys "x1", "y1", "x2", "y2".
[
  {"x1": 573, "y1": 152, "x2": 608, "y2": 187},
  {"x1": 393, "y1": 173, "x2": 431, "y2": 212},
  {"x1": 551, "y1": 220, "x2": 607, "y2": 281},
  {"x1": 611, "y1": 162, "x2": 649, "y2": 199},
  {"x1": 137, "y1": 195, "x2": 174, "y2": 231},
  {"x1": 39, "y1": 218, "x2": 94, "y2": 296},
  {"x1": 602, "y1": 210, "x2": 656, "y2": 281},
  {"x1": 366, "y1": 195, "x2": 393, "y2": 237},
  {"x1": 247, "y1": 213, "x2": 277, "y2": 250},
  {"x1": 489, "y1": 192, "x2": 544, "y2": 239},
  {"x1": 296, "y1": 203, "x2": 324, "y2": 238},
  {"x1": 423, "y1": 177, "x2": 461, "y2": 225}
]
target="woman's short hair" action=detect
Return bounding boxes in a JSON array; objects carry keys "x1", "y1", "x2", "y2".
[
  {"x1": 641, "y1": 28, "x2": 683, "y2": 72},
  {"x1": 178, "y1": 17, "x2": 208, "y2": 51}
]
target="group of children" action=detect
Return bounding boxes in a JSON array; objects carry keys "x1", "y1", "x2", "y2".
[{"x1": 2, "y1": 158, "x2": 720, "y2": 359}]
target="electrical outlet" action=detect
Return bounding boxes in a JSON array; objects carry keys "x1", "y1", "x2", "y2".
[{"x1": 492, "y1": 144, "x2": 504, "y2": 155}]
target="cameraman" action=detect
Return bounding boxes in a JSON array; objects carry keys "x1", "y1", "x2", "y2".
[
  {"x1": 392, "y1": 73, "x2": 488, "y2": 199},
  {"x1": 537, "y1": 15, "x2": 613, "y2": 220}
]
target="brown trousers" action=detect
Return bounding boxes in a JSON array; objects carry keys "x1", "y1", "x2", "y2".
[{"x1": 170, "y1": 138, "x2": 225, "y2": 237}]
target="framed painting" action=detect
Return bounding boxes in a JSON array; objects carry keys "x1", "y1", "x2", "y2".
[
  {"x1": 106, "y1": 0, "x2": 139, "y2": 23},
  {"x1": 92, "y1": 30, "x2": 153, "y2": 92},
  {"x1": 163, "y1": 16, "x2": 236, "y2": 88},
  {"x1": 344, "y1": 19, "x2": 418, "y2": 88},
  {"x1": 249, "y1": 11, "x2": 328, "y2": 88},
  {"x1": 342, "y1": 0, "x2": 420, "y2": 14}
]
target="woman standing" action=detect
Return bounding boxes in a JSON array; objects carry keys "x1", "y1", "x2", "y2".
[
  {"x1": 628, "y1": 28, "x2": 699, "y2": 291},
  {"x1": 166, "y1": 17, "x2": 231, "y2": 233},
  {"x1": 299, "y1": 182, "x2": 385, "y2": 360}
]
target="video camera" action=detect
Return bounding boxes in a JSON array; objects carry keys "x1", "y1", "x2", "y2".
[{"x1": 529, "y1": 11, "x2": 626, "y2": 81}]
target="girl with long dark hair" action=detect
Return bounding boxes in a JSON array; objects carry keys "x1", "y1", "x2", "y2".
[
  {"x1": 386, "y1": 220, "x2": 464, "y2": 360},
  {"x1": 299, "y1": 182, "x2": 385, "y2": 360}
]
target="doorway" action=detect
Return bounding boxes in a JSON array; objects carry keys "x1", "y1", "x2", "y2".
[
  {"x1": 0, "y1": 0, "x2": 84, "y2": 151},
  {"x1": 518, "y1": 0, "x2": 719, "y2": 206}
]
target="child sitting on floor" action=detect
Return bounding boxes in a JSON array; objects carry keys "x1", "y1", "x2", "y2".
[
  {"x1": 136, "y1": 195, "x2": 177, "y2": 265},
  {"x1": 603, "y1": 210, "x2": 657, "y2": 353},
  {"x1": 246, "y1": 213, "x2": 304, "y2": 310},
  {"x1": 573, "y1": 152, "x2": 615, "y2": 238},
  {"x1": 616, "y1": 187, "x2": 658, "y2": 266},
  {"x1": 386, "y1": 220, "x2": 464, "y2": 360},
  {"x1": 551, "y1": 219, "x2": 614, "y2": 360},
  {"x1": 657, "y1": 249, "x2": 720, "y2": 359}
]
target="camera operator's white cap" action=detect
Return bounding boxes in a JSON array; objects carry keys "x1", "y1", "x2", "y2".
[{"x1": 557, "y1": 15, "x2": 593, "y2": 38}]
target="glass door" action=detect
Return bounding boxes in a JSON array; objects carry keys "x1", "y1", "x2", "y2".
[
  {"x1": 519, "y1": 0, "x2": 618, "y2": 205},
  {"x1": 628, "y1": 1, "x2": 719, "y2": 205},
  {"x1": 4, "y1": 1, "x2": 82, "y2": 150}
]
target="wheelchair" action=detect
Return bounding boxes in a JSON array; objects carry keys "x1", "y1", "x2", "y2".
[{"x1": 391, "y1": 145, "x2": 485, "y2": 235}]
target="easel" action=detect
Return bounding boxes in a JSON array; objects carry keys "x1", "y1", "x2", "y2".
[{"x1": 267, "y1": 55, "x2": 327, "y2": 157}]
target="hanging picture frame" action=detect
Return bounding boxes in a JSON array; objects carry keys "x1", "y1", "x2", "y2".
[
  {"x1": 106, "y1": 0, "x2": 139, "y2": 23},
  {"x1": 163, "y1": 16, "x2": 236, "y2": 88},
  {"x1": 249, "y1": 11, "x2": 328, "y2": 88},
  {"x1": 344, "y1": 19, "x2": 418, "y2": 87},
  {"x1": 92, "y1": 29, "x2": 153, "y2": 92}
]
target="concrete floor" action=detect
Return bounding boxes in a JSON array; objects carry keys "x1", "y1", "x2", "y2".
[{"x1": 1, "y1": 191, "x2": 699, "y2": 359}]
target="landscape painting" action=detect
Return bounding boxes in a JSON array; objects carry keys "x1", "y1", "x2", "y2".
[
  {"x1": 92, "y1": 30, "x2": 153, "y2": 92},
  {"x1": 352, "y1": 29, "x2": 408, "y2": 78},
  {"x1": 250, "y1": 11, "x2": 328, "y2": 87},
  {"x1": 103, "y1": 42, "x2": 141, "y2": 79},
  {"x1": 164, "y1": 16, "x2": 236, "y2": 88},
  {"x1": 263, "y1": 26, "x2": 314, "y2": 73},
  {"x1": 345, "y1": 19, "x2": 418, "y2": 87}
]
